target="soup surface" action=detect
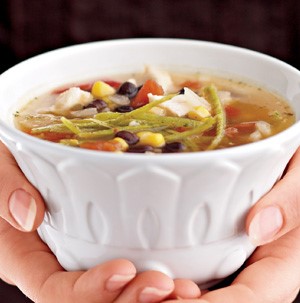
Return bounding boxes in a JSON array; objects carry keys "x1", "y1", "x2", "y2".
[{"x1": 14, "y1": 66, "x2": 295, "y2": 153}]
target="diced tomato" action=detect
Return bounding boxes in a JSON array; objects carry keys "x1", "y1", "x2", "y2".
[
  {"x1": 80, "y1": 140, "x2": 119, "y2": 152},
  {"x1": 37, "y1": 132, "x2": 74, "y2": 142},
  {"x1": 174, "y1": 126, "x2": 190, "y2": 132},
  {"x1": 180, "y1": 80, "x2": 201, "y2": 90},
  {"x1": 131, "y1": 79, "x2": 164, "y2": 108},
  {"x1": 102, "y1": 80, "x2": 121, "y2": 89},
  {"x1": 203, "y1": 128, "x2": 216, "y2": 136},
  {"x1": 52, "y1": 86, "x2": 69, "y2": 94},
  {"x1": 79, "y1": 83, "x2": 93, "y2": 91},
  {"x1": 225, "y1": 105, "x2": 240, "y2": 118}
]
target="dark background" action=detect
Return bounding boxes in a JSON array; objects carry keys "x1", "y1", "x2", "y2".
[
  {"x1": 2, "y1": 0, "x2": 300, "y2": 73},
  {"x1": 0, "y1": 0, "x2": 300, "y2": 302}
]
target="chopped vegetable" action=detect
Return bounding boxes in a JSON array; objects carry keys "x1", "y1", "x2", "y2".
[
  {"x1": 137, "y1": 131, "x2": 165, "y2": 148},
  {"x1": 37, "y1": 132, "x2": 74, "y2": 142},
  {"x1": 145, "y1": 65, "x2": 174, "y2": 92},
  {"x1": 111, "y1": 137, "x2": 129, "y2": 151},
  {"x1": 14, "y1": 67, "x2": 295, "y2": 153},
  {"x1": 91, "y1": 81, "x2": 116, "y2": 98},
  {"x1": 61, "y1": 117, "x2": 81, "y2": 134},
  {"x1": 225, "y1": 105, "x2": 240, "y2": 118},
  {"x1": 180, "y1": 80, "x2": 201, "y2": 90},
  {"x1": 203, "y1": 85, "x2": 226, "y2": 150},
  {"x1": 131, "y1": 79, "x2": 164, "y2": 108},
  {"x1": 102, "y1": 80, "x2": 121, "y2": 89},
  {"x1": 165, "y1": 117, "x2": 216, "y2": 142},
  {"x1": 80, "y1": 140, "x2": 121, "y2": 152},
  {"x1": 187, "y1": 106, "x2": 211, "y2": 120}
]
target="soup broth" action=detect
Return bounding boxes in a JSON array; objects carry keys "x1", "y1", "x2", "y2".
[{"x1": 14, "y1": 67, "x2": 295, "y2": 153}]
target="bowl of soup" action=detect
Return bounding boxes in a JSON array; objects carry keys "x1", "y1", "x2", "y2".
[{"x1": 1, "y1": 39, "x2": 300, "y2": 287}]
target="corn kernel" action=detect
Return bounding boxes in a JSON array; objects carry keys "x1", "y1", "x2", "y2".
[
  {"x1": 60, "y1": 139, "x2": 79, "y2": 146},
  {"x1": 187, "y1": 106, "x2": 211, "y2": 120},
  {"x1": 137, "y1": 131, "x2": 165, "y2": 148},
  {"x1": 112, "y1": 137, "x2": 129, "y2": 151},
  {"x1": 92, "y1": 81, "x2": 116, "y2": 98}
]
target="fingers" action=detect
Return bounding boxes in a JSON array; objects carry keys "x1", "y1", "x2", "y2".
[
  {"x1": 111, "y1": 276, "x2": 201, "y2": 303},
  {"x1": 36, "y1": 259, "x2": 138, "y2": 303},
  {"x1": 168, "y1": 279, "x2": 201, "y2": 299},
  {"x1": 0, "y1": 217, "x2": 176, "y2": 303},
  {"x1": 0, "y1": 142, "x2": 45, "y2": 231},
  {"x1": 36, "y1": 262, "x2": 175, "y2": 303},
  {"x1": 200, "y1": 228, "x2": 300, "y2": 303},
  {"x1": 246, "y1": 147, "x2": 300, "y2": 245},
  {"x1": 0, "y1": 217, "x2": 137, "y2": 303},
  {"x1": 0, "y1": 273, "x2": 15, "y2": 285},
  {"x1": 113, "y1": 270, "x2": 174, "y2": 303},
  {"x1": 162, "y1": 227, "x2": 300, "y2": 303}
]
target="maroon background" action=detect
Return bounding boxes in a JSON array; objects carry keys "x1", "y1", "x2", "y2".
[{"x1": 0, "y1": 0, "x2": 300, "y2": 302}]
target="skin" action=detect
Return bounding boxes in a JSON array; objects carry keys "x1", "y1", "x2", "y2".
[
  {"x1": 0, "y1": 141, "x2": 201, "y2": 302},
  {"x1": 0, "y1": 141, "x2": 300, "y2": 302},
  {"x1": 163, "y1": 148, "x2": 300, "y2": 303},
  {"x1": 163, "y1": 227, "x2": 300, "y2": 303}
]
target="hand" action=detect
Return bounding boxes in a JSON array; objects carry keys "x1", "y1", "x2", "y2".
[
  {"x1": 0, "y1": 221, "x2": 201, "y2": 303},
  {"x1": 163, "y1": 148, "x2": 300, "y2": 303},
  {"x1": 164, "y1": 227, "x2": 300, "y2": 303},
  {"x1": 0, "y1": 141, "x2": 201, "y2": 302}
]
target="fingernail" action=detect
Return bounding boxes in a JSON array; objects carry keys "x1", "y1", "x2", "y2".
[
  {"x1": 8, "y1": 189, "x2": 37, "y2": 231},
  {"x1": 139, "y1": 286, "x2": 173, "y2": 303},
  {"x1": 249, "y1": 206, "x2": 283, "y2": 245},
  {"x1": 105, "y1": 274, "x2": 136, "y2": 292}
]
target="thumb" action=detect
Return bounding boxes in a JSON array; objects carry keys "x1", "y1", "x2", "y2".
[
  {"x1": 246, "y1": 147, "x2": 300, "y2": 246},
  {"x1": 0, "y1": 142, "x2": 45, "y2": 231}
]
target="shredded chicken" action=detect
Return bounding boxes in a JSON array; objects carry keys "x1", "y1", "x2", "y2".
[{"x1": 51, "y1": 87, "x2": 93, "y2": 114}]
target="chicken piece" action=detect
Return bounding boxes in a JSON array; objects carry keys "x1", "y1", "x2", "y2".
[
  {"x1": 51, "y1": 87, "x2": 93, "y2": 114},
  {"x1": 159, "y1": 87, "x2": 211, "y2": 117},
  {"x1": 145, "y1": 65, "x2": 175, "y2": 93}
]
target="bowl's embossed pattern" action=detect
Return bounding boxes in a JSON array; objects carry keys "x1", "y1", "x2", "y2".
[
  {"x1": 1, "y1": 39, "x2": 300, "y2": 286},
  {"x1": 8, "y1": 137, "x2": 290, "y2": 285}
]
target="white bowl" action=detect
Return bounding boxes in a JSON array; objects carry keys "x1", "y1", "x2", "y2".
[{"x1": 1, "y1": 39, "x2": 300, "y2": 287}]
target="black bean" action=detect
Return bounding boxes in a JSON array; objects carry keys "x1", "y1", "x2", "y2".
[
  {"x1": 84, "y1": 99, "x2": 107, "y2": 112},
  {"x1": 178, "y1": 88, "x2": 185, "y2": 95},
  {"x1": 163, "y1": 142, "x2": 185, "y2": 153},
  {"x1": 115, "y1": 131, "x2": 139, "y2": 145},
  {"x1": 115, "y1": 105, "x2": 134, "y2": 113},
  {"x1": 117, "y1": 82, "x2": 138, "y2": 98},
  {"x1": 127, "y1": 145, "x2": 154, "y2": 153}
]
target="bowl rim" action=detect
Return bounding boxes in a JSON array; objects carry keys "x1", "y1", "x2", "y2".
[{"x1": 1, "y1": 37, "x2": 300, "y2": 162}]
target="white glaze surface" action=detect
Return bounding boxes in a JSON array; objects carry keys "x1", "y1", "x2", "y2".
[{"x1": 1, "y1": 39, "x2": 300, "y2": 286}]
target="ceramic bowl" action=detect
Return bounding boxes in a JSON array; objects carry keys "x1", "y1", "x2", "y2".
[{"x1": 1, "y1": 39, "x2": 300, "y2": 287}]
